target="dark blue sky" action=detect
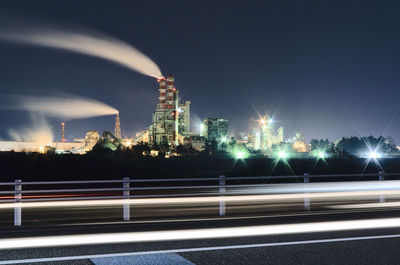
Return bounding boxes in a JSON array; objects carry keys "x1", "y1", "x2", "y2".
[{"x1": 0, "y1": 0, "x2": 399, "y2": 143}]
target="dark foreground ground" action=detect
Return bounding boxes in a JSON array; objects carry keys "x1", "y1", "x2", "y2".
[{"x1": 0, "y1": 151, "x2": 398, "y2": 181}]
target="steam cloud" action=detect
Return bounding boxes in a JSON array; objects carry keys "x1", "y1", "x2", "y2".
[
  {"x1": 6, "y1": 94, "x2": 119, "y2": 120},
  {"x1": 0, "y1": 25, "x2": 163, "y2": 79},
  {"x1": 8, "y1": 114, "x2": 54, "y2": 144},
  {"x1": 3, "y1": 94, "x2": 118, "y2": 143}
]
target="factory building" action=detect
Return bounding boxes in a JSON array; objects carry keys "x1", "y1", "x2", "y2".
[
  {"x1": 0, "y1": 120, "x2": 100, "y2": 154},
  {"x1": 0, "y1": 140, "x2": 85, "y2": 153},
  {"x1": 73, "y1": 130, "x2": 101, "y2": 153},
  {"x1": 248, "y1": 115, "x2": 284, "y2": 152},
  {"x1": 178, "y1": 101, "x2": 191, "y2": 133},
  {"x1": 149, "y1": 75, "x2": 191, "y2": 147},
  {"x1": 182, "y1": 134, "x2": 206, "y2": 151},
  {"x1": 201, "y1": 118, "x2": 229, "y2": 143},
  {"x1": 290, "y1": 132, "x2": 310, "y2": 153}
]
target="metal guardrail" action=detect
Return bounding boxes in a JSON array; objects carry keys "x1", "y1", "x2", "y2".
[{"x1": 0, "y1": 171, "x2": 393, "y2": 226}]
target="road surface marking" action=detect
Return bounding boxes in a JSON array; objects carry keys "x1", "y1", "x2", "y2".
[{"x1": 91, "y1": 253, "x2": 195, "y2": 265}]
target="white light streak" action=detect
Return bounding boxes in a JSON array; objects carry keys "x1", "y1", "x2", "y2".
[
  {"x1": 1, "y1": 218, "x2": 400, "y2": 250},
  {"x1": 0, "y1": 181, "x2": 400, "y2": 209},
  {"x1": 0, "y1": 190, "x2": 395, "y2": 209},
  {"x1": 330, "y1": 201, "x2": 400, "y2": 209},
  {"x1": 2, "y1": 233, "x2": 400, "y2": 264}
]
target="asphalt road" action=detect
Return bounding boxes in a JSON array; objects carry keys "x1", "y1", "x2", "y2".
[
  {"x1": 0, "y1": 181, "x2": 399, "y2": 264},
  {"x1": 1, "y1": 209, "x2": 400, "y2": 264}
]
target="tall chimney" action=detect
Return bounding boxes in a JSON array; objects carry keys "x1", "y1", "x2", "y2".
[
  {"x1": 61, "y1": 122, "x2": 66, "y2": 142},
  {"x1": 166, "y1": 74, "x2": 175, "y2": 110},
  {"x1": 173, "y1": 85, "x2": 179, "y2": 145},
  {"x1": 115, "y1": 113, "x2": 121, "y2": 139},
  {"x1": 158, "y1": 78, "x2": 166, "y2": 110}
]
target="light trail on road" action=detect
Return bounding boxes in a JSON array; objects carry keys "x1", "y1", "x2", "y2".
[
  {"x1": 1, "y1": 233, "x2": 400, "y2": 265},
  {"x1": 1, "y1": 217, "x2": 400, "y2": 250},
  {"x1": 0, "y1": 180, "x2": 397, "y2": 209},
  {"x1": 0, "y1": 193, "x2": 108, "y2": 200},
  {"x1": 0, "y1": 189, "x2": 395, "y2": 209},
  {"x1": 330, "y1": 201, "x2": 400, "y2": 209}
]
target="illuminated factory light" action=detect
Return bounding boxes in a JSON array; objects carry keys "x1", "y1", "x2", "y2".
[
  {"x1": 278, "y1": 150, "x2": 287, "y2": 159},
  {"x1": 124, "y1": 141, "x2": 132, "y2": 147},
  {"x1": 235, "y1": 151, "x2": 245, "y2": 159},
  {"x1": 368, "y1": 151, "x2": 381, "y2": 159},
  {"x1": 231, "y1": 146, "x2": 249, "y2": 159},
  {"x1": 268, "y1": 118, "x2": 274, "y2": 124},
  {"x1": 199, "y1": 123, "x2": 205, "y2": 136},
  {"x1": 221, "y1": 136, "x2": 228, "y2": 143},
  {"x1": 39, "y1": 146, "x2": 45, "y2": 154},
  {"x1": 318, "y1": 151, "x2": 326, "y2": 159}
]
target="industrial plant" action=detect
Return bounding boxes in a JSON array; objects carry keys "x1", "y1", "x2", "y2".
[
  {"x1": 0, "y1": 74, "x2": 211, "y2": 154},
  {"x1": 0, "y1": 72, "x2": 307, "y2": 156},
  {"x1": 0, "y1": 73, "x2": 357, "y2": 158},
  {"x1": 1, "y1": 73, "x2": 399, "y2": 160}
]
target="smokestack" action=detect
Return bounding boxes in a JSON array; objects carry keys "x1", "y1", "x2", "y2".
[
  {"x1": 173, "y1": 85, "x2": 179, "y2": 146},
  {"x1": 166, "y1": 74, "x2": 175, "y2": 110},
  {"x1": 158, "y1": 78, "x2": 166, "y2": 110},
  {"x1": 61, "y1": 122, "x2": 66, "y2": 142},
  {"x1": 114, "y1": 113, "x2": 121, "y2": 139}
]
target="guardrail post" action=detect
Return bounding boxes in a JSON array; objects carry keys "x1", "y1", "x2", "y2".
[
  {"x1": 379, "y1": 171, "x2": 385, "y2": 203},
  {"x1": 219, "y1": 175, "x2": 226, "y2": 216},
  {"x1": 304, "y1": 173, "x2": 310, "y2": 211},
  {"x1": 14, "y1": 179, "x2": 22, "y2": 226},
  {"x1": 123, "y1": 177, "x2": 130, "y2": 221}
]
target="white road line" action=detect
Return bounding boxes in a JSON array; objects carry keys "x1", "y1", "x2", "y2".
[{"x1": 1, "y1": 233, "x2": 400, "y2": 264}]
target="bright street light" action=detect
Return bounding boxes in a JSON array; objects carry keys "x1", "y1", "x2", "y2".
[
  {"x1": 278, "y1": 150, "x2": 287, "y2": 159},
  {"x1": 368, "y1": 151, "x2": 381, "y2": 159},
  {"x1": 235, "y1": 151, "x2": 245, "y2": 159},
  {"x1": 318, "y1": 151, "x2": 326, "y2": 159}
]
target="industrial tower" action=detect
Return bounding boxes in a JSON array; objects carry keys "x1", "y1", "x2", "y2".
[
  {"x1": 114, "y1": 113, "x2": 121, "y2": 139},
  {"x1": 61, "y1": 122, "x2": 66, "y2": 142},
  {"x1": 149, "y1": 74, "x2": 190, "y2": 147}
]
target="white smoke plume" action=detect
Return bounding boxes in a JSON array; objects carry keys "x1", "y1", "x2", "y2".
[
  {"x1": 8, "y1": 114, "x2": 54, "y2": 145},
  {"x1": 5, "y1": 94, "x2": 118, "y2": 120},
  {"x1": 0, "y1": 24, "x2": 163, "y2": 79}
]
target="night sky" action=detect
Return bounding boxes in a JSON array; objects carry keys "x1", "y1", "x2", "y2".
[{"x1": 0, "y1": 0, "x2": 399, "y2": 143}]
